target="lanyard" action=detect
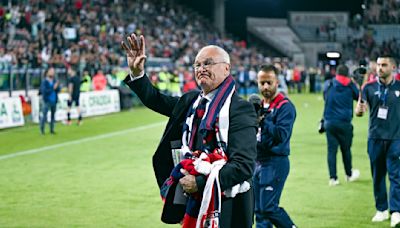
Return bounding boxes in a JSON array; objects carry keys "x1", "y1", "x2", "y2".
[
  {"x1": 379, "y1": 85, "x2": 388, "y2": 106},
  {"x1": 377, "y1": 79, "x2": 395, "y2": 106}
]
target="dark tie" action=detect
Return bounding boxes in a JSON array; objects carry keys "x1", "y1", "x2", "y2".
[{"x1": 189, "y1": 97, "x2": 208, "y2": 150}]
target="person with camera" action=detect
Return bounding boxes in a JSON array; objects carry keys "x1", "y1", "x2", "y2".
[
  {"x1": 322, "y1": 65, "x2": 360, "y2": 186},
  {"x1": 352, "y1": 60, "x2": 369, "y2": 88},
  {"x1": 356, "y1": 56, "x2": 400, "y2": 227},
  {"x1": 253, "y1": 64, "x2": 297, "y2": 228}
]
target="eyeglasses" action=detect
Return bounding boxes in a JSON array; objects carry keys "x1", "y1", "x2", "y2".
[{"x1": 192, "y1": 60, "x2": 227, "y2": 70}]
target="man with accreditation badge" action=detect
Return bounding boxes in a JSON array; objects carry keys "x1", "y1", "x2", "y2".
[{"x1": 356, "y1": 56, "x2": 400, "y2": 227}]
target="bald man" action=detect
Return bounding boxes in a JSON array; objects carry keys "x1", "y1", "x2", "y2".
[{"x1": 122, "y1": 34, "x2": 257, "y2": 228}]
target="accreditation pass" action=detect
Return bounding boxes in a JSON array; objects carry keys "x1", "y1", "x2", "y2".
[{"x1": 377, "y1": 106, "x2": 388, "y2": 120}]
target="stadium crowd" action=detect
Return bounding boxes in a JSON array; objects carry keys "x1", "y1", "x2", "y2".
[
  {"x1": 364, "y1": 0, "x2": 400, "y2": 24},
  {"x1": 0, "y1": 0, "x2": 398, "y2": 98},
  {"x1": 1, "y1": 0, "x2": 331, "y2": 98},
  {"x1": 0, "y1": 0, "x2": 272, "y2": 78},
  {"x1": 343, "y1": 21, "x2": 399, "y2": 63}
]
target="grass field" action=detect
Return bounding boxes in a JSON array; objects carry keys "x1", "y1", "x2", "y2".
[{"x1": 0, "y1": 93, "x2": 390, "y2": 227}]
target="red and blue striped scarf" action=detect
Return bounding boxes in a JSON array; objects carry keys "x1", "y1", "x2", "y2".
[
  {"x1": 183, "y1": 75, "x2": 235, "y2": 154},
  {"x1": 161, "y1": 75, "x2": 236, "y2": 228}
]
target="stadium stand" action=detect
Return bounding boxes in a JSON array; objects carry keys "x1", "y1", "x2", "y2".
[{"x1": 0, "y1": 0, "x2": 277, "y2": 98}]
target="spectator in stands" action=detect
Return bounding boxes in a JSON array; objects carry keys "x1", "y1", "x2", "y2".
[
  {"x1": 274, "y1": 62, "x2": 288, "y2": 95},
  {"x1": 322, "y1": 65, "x2": 360, "y2": 186},
  {"x1": 254, "y1": 64, "x2": 297, "y2": 228},
  {"x1": 157, "y1": 66, "x2": 170, "y2": 95},
  {"x1": 356, "y1": 56, "x2": 400, "y2": 227},
  {"x1": 106, "y1": 69, "x2": 121, "y2": 89},
  {"x1": 66, "y1": 67, "x2": 82, "y2": 126},
  {"x1": 169, "y1": 72, "x2": 181, "y2": 96},
  {"x1": 92, "y1": 69, "x2": 107, "y2": 91},
  {"x1": 328, "y1": 19, "x2": 337, "y2": 42},
  {"x1": 293, "y1": 66, "x2": 301, "y2": 93},
  {"x1": 182, "y1": 70, "x2": 197, "y2": 93},
  {"x1": 237, "y1": 65, "x2": 250, "y2": 97},
  {"x1": 149, "y1": 71, "x2": 159, "y2": 88},
  {"x1": 39, "y1": 67, "x2": 60, "y2": 135},
  {"x1": 0, "y1": 0, "x2": 278, "y2": 96},
  {"x1": 122, "y1": 33, "x2": 257, "y2": 228},
  {"x1": 308, "y1": 67, "x2": 317, "y2": 93},
  {"x1": 367, "y1": 60, "x2": 378, "y2": 82}
]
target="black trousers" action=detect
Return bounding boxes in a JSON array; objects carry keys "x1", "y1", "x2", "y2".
[
  {"x1": 253, "y1": 157, "x2": 295, "y2": 228},
  {"x1": 324, "y1": 121, "x2": 353, "y2": 179},
  {"x1": 367, "y1": 139, "x2": 400, "y2": 212}
]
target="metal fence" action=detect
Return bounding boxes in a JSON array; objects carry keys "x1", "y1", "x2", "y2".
[
  {"x1": 0, "y1": 57, "x2": 174, "y2": 97},
  {"x1": 0, "y1": 66, "x2": 68, "y2": 97}
]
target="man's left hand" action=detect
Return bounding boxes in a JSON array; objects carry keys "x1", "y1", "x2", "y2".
[{"x1": 179, "y1": 169, "x2": 198, "y2": 193}]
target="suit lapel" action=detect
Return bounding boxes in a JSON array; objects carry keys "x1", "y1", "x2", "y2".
[{"x1": 160, "y1": 91, "x2": 200, "y2": 143}]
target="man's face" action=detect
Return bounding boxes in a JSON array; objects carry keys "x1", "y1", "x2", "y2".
[
  {"x1": 257, "y1": 70, "x2": 278, "y2": 100},
  {"x1": 377, "y1": 57, "x2": 395, "y2": 79},
  {"x1": 193, "y1": 48, "x2": 230, "y2": 94},
  {"x1": 68, "y1": 68, "x2": 75, "y2": 77},
  {"x1": 47, "y1": 68, "x2": 55, "y2": 79}
]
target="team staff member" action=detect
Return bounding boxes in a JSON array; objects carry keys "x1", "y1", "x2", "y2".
[
  {"x1": 39, "y1": 67, "x2": 60, "y2": 135},
  {"x1": 121, "y1": 33, "x2": 257, "y2": 228},
  {"x1": 356, "y1": 56, "x2": 400, "y2": 227},
  {"x1": 254, "y1": 64, "x2": 297, "y2": 228},
  {"x1": 323, "y1": 65, "x2": 360, "y2": 186},
  {"x1": 66, "y1": 68, "x2": 83, "y2": 125}
]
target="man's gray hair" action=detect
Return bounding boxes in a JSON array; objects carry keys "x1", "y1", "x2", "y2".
[{"x1": 197, "y1": 45, "x2": 230, "y2": 64}]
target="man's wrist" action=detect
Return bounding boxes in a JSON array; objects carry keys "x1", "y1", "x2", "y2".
[
  {"x1": 355, "y1": 108, "x2": 364, "y2": 116},
  {"x1": 129, "y1": 70, "x2": 145, "y2": 81}
]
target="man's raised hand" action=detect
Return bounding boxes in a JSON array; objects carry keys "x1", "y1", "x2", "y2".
[{"x1": 121, "y1": 33, "x2": 147, "y2": 77}]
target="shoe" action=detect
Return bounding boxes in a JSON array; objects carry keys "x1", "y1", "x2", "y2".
[
  {"x1": 346, "y1": 169, "x2": 360, "y2": 182},
  {"x1": 62, "y1": 120, "x2": 72, "y2": 125},
  {"x1": 329, "y1": 178, "x2": 340, "y2": 186},
  {"x1": 372, "y1": 210, "x2": 389, "y2": 222},
  {"x1": 391, "y1": 212, "x2": 400, "y2": 227}
]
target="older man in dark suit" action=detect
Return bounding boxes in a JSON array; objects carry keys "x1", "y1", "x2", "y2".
[{"x1": 122, "y1": 33, "x2": 257, "y2": 228}]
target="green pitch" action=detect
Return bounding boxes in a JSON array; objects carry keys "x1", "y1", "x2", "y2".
[{"x1": 0, "y1": 93, "x2": 389, "y2": 227}]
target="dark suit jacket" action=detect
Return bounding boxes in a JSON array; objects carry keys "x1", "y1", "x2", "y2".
[{"x1": 124, "y1": 75, "x2": 257, "y2": 228}]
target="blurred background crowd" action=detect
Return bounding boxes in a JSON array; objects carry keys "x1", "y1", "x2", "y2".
[{"x1": 0, "y1": 0, "x2": 399, "y2": 109}]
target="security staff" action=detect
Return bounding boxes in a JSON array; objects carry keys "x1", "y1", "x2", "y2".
[
  {"x1": 254, "y1": 64, "x2": 297, "y2": 228},
  {"x1": 323, "y1": 65, "x2": 360, "y2": 186},
  {"x1": 356, "y1": 56, "x2": 400, "y2": 227},
  {"x1": 80, "y1": 71, "x2": 91, "y2": 92}
]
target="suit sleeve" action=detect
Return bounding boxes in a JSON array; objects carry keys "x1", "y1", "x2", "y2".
[
  {"x1": 124, "y1": 74, "x2": 179, "y2": 117},
  {"x1": 219, "y1": 99, "x2": 257, "y2": 191}
]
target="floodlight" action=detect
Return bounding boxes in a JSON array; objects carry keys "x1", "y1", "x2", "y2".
[{"x1": 326, "y1": 52, "x2": 341, "y2": 59}]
